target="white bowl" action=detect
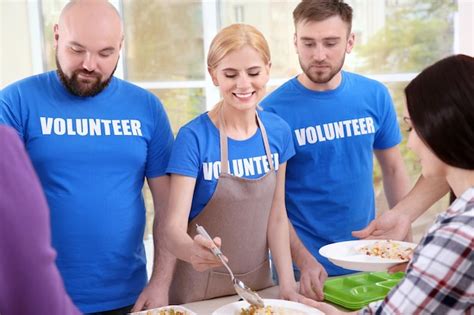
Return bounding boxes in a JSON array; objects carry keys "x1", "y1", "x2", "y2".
[
  {"x1": 212, "y1": 298, "x2": 323, "y2": 315},
  {"x1": 129, "y1": 305, "x2": 196, "y2": 315},
  {"x1": 319, "y1": 239, "x2": 417, "y2": 272}
]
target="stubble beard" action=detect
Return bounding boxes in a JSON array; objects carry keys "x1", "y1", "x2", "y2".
[
  {"x1": 299, "y1": 55, "x2": 345, "y2": 85},
  {"x1": 55, "y1": 53, "x2": 117, "y2": 97}
]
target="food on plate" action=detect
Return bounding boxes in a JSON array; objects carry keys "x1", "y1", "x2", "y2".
[
  {"x1": 238, "y1": 305, "x2": 307, "y2": 315},
  {"x1": 358, "y1": 240, "x2": 413, "y2": 260},
  {"x1": 144, "y1": 308, "x2": 188, "y2": 315}
]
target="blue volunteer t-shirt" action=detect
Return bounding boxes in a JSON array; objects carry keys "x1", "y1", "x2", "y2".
[
  {"x1": 261, "y1": 72, "x2": 402, "y2": 276},
  {"x1": 166, "y1": 111, "x2": 295, "y2": 220},
  {"x1": 0, "y1": 71, "x2": 174, "y2": 313}
]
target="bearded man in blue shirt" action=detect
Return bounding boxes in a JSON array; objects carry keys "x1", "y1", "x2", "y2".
[{"x1": 1, "y1": 1, "x2": 174, "y2": 313}]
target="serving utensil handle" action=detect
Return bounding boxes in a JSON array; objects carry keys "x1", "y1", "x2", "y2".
[{"x1": 196, "y1": 224, "x2": 223, "y2": 256}]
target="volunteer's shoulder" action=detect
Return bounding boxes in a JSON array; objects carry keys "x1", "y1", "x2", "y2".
[
  {"x1": 1, "y1": 72, "x2": 51, "y2": 95},
  {"x1": 175, "y1": 112, "x2": 210, "y2": 138},
  {"x1": 345, "y1": 71, "x2": 389, "y2": 93},
  {"x1": 115, "y1": 77, "x2": 157, "y2": 99},
  {"x1": 260, "y1": 77, "x2": 298, "y2": 109}
]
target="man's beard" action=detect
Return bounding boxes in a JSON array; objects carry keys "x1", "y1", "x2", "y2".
[
  {"x1": 299, "y1": 55, "x2": 345, "y2": 85},
  {"x1": 56, "y1": 54, "x2": 117, "y2": 97}
]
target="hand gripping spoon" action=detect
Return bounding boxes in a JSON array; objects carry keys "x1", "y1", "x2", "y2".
[{"x1": 196, "y1": 224, "x2": 265, "y2": 308}]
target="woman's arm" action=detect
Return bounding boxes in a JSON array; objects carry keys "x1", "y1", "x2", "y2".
[
  {"x1": 163, "y1": 174, "x2": 222, "y2": 271},
  {"x1": 353, "y1": 175, "x2": 449, "y2": 241},
  {"x1": 267, "y1": 163, "x2": 319, "y2": 308},
  {"x1": 267, "y1": 163, "x2": 296, "y2": 293}
]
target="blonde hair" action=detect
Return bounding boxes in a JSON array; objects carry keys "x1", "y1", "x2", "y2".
[
  {"x1": 207, "y1": 24, "x2": 271, "y2": 71},
  {"x1": 208, "y1": 24, "x2": 271, "y2": 111}
]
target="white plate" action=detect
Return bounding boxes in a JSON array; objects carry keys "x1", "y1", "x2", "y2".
[
  {"x1": 129, "y1": 305, "x2": 196, "y2": 315},
  {"x1": 212, "y1": 298, "x2": 324, "y2": 315},
  {"x1": 319, "y1": 239, "x2": 417, "y2": 272}
]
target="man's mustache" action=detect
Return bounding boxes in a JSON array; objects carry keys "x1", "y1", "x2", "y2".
[
  {"x1": 74, "y1": 70, "x2": 101, "y2": 78},
  {"x1": 309, "y1": 62, "x2": 331, "y2": 67}
]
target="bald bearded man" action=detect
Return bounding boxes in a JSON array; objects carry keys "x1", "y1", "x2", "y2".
[{"x1": 1, "y1": 1, "x2": 175, "y2": 313}]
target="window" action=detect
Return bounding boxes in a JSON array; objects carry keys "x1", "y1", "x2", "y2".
[
  {"x1": 347, "y1": 0, "x2": 456, "y2": 75},
  {"x1": 219, "y1": 0, "x2": 300, "y2": 79},
  {"x1": 40, "y1": 0, "x2": 67, "y2": 70},
  {"x1": 151, "y1": 88, "x2": 206, "y2": 133},
  {"x1": 37, "y1": 0, "x2": 457, "y2": 131},
  {"x1": 25, "y1": 0, "x2": 460, "y2": 242},
  {"x1": 122, "y1": 1, "x2": 205, "y2": 82}
]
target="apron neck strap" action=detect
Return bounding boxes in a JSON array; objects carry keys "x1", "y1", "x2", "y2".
[
  {"x1": 218, "y1": 108, "x2": 275, "y2": 175},
  {"x1": 256, "y1": 112, "x2": 275, "y2": 171},
  {"x1": 218, "y1": 108, "x2": 230, "y2": 174}
]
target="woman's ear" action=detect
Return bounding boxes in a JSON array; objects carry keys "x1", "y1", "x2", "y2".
[
  {"x1": 267, "y1": 61, "x2": 272, "y2": 73},
  {"x1": 208, "y1": 67, "x2": 219, "y2": 86}
]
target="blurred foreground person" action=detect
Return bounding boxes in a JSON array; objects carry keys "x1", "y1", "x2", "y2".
[{"x1": 0, "y1": 125, "x2": 81, "y2": 315}]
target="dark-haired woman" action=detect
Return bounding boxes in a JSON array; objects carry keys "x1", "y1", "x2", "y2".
[{"x1": 315, "y1": 55, "x2": 474, "y2": 314}]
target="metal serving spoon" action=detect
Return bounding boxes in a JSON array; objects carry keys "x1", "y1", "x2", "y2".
[{"x1": 196, "y1": 224, "x2": 265, "y2": 308}]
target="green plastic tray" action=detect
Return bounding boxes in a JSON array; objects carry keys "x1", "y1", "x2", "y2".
[{"x1": 323, "y1": 272, "x2": 404, "y2": 310}]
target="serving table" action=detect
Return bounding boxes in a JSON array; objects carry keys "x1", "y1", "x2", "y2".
[
  {"x1": 181, "y1": 283, "x2": 351, "y2": 315},
  {"x1": 181, "y1": 285, "x2": 280, "y2": 314}
]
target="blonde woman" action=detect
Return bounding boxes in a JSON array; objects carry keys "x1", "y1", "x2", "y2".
[{"x1": 163, "y1": 24, "x2": 316, "y2": 305}]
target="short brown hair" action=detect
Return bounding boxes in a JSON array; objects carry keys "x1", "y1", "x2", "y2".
[{"x1": 293, "y1": 0, "x2": 353, "y2": 32}]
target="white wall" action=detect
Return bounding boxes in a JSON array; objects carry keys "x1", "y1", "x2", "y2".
[
  {"x1": 0, "y1": 1, "x2": 32, "y2": 87},
  {"x1": 456, "y1": 0, "x2": 474, "y2": 55}
]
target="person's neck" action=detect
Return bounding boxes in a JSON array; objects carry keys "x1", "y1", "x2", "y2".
[
  {"x1": 210, "y1": 105, "x2": 257, "y2": 140},
  {"x1": 298, "y1": 71, "x2": 342, "y2": 92},
  {"x1": 446, "y1": 167, "x2": 474, "y2": 198}
]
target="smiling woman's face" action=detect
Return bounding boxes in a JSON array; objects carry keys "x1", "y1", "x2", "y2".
[{"x1": 211, "y1": 45, "x2": 270, "y2": 113}]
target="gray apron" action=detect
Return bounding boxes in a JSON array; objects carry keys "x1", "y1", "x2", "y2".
[{"x1": 169, "y1": 111, "x2": 276, "y2": 304}]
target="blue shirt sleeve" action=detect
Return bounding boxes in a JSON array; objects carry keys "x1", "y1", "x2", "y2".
[
  {"x1": 166, "y1": 125, "x2": 201, "y2": 178},
  {"x1": 373, "y1": 85, "x2": 402, "y2": 150},
  {"x1": 1, "y1": 85, "x2": 25, "y2": 141},
  {"x1": 145, "y1": 94, "x2": 174, "y2": 178},
  {"x1": 277, "y1": 117, "x2": 296, "y2": 164}
]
